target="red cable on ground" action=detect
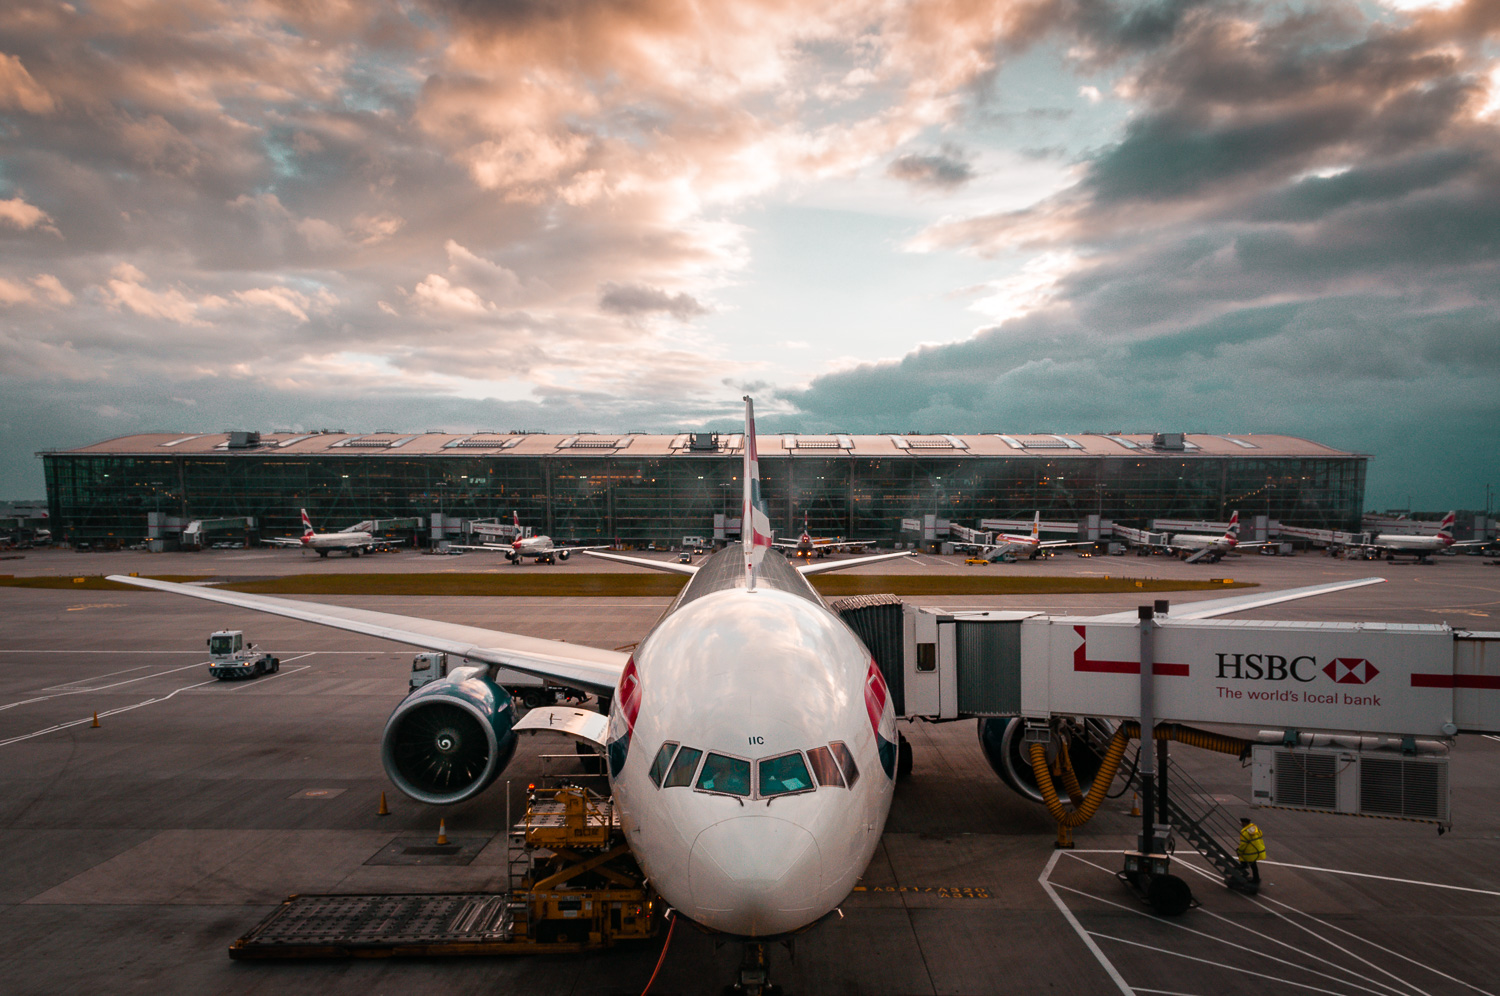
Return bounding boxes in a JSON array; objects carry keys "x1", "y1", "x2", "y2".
[{"x1": 638, "y1": 911, "x2": 677, "y2": 996}]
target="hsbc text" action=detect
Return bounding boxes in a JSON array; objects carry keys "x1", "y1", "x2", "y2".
[{"x1": 1215, "y1": 653, "x2": 1318, "y2": 682}]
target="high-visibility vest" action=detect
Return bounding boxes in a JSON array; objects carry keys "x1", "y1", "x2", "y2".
[{"x1": 1238, "y1": 822, "x2": 1266, "y2": 862}]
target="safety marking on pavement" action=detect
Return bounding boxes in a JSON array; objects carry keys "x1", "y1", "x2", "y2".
[
  {"x1": 851, "y1": 885, "x2": 990, "y2": 898},
  {"x1": 1048, "y1": 849, "x2": 1497, "y2": 996},
  {"x1": 1052, "y1": 862, "x2": 1418, "y2": 996},
  {"x1": 65, "y1": 603, "x2": 125, "y2": 611},
  {"x1": 1039, "y1": 849, "x2": 1133, "y2": 996},
  {"x1": 6, "y1": 661, "x2": 209, "y2": 709},
  {"x1": 1482, "y1": 734, "x2": 1500, "y2": 745},
  {"x1": 0, "y1": 664, "x2": 314, "y2": 748},
  {"x1": 208, "y1": 661, "x2": 314, "y2": 691},
  {"x1": 1259, "y1": 860, "x2": 1500, "y2": 899}
]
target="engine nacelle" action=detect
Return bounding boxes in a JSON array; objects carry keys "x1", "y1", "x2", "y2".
[
  {"x1": 558, "y1": 549, "x2": 570, "y2": 561},
  {"x1": 382, "y1": 665, "x2": 517, "y2": 805},
  {"x1": 978, "y1": 717, "x2": 1112, "y2": 805}
]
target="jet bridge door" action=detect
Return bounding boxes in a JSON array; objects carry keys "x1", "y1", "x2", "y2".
[{"x1": 951, "y1": 620, "x2": 1022, "y2": 716}]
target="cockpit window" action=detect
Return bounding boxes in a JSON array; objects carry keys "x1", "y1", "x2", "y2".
[
  {"x1": 758, "y1": 752, "x2": 814, "y2": 796},
  {"x1": 695, "y1": 753, "x2": 752, "y2": 797},
  {"x1": 662, "y1": 746, "x2": 703, "y2": 788},
  {"x1": 829, "y1": 741, "x2": 860, "y2": 789},
  {"x1": 805, "y1": 746, "x2": 845, "y2": 788},
  {"x1": 649, "y1": 742, "x2": 678, "y2": 787}
]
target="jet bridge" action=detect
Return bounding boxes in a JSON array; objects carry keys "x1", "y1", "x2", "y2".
[{"x1": 835, "y1": 597, "x2": 1500, "y2": 738}]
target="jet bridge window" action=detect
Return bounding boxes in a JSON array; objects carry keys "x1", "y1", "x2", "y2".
[
  {"x1": 662, "y1": 746, "x2": 703, "y2": 788},
  {"x1": 805, "y1": 746, "x2": 845, "y2": 788},
  {"x1": 696, "y1": 753, "x2": 752, "y2": 797},
  {"x1": 649, "y1": 742, "x2": 678, "y2": 788},
  {"x1": 758, "y1": 752, "x2": 814, "y2": 797},
  {"x1": 829, "y1": 741, "x2": 860, "y2": 789}
]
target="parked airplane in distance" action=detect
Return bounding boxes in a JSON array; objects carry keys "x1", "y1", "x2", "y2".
[
  {"x1": 451, "y1": 511, "x2": 609, "y2": 564},
  {"x1": 1362, "y1": 511, "x2": 1487, "y2": 563},
  {"x1": 773, "y1": 514, "x2": 874, "y2": 559},
  {"x1": 968, "y1": 512, "x2": 1096, "y2": 561},
  {"x1": 1163, "y1": 511, "x2": 1269, "y2": 564},
  {"x1": 265, "y1": 509, "x2": 374, "y2": 557},
  {"x1": 105, "y1": 399, "x2": 1383, "y2": 992}
]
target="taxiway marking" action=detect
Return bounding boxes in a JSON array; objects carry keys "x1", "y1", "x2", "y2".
[
  {"x1": 3, "y1": 661, "x2": 210, "y2": 710},
  {"x1": 0, "y1": 664, "x2": 314, "y2": 747},
  {"x1": 1091, "y1": 932, "x2": 1385, "y2": 996},
  {"x1": 1261, "y1": 860, "x2": 1500, "y2": 898},
  {"x1": 1055, "y1": 856, "x2": 1417, "y2": 996},
  {"x1": 1038, "y1": 849, "x2": 1134, "y2": 995}
]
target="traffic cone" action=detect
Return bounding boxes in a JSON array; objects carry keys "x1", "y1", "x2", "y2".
[
  {"x1": 1130, "y1": 792, "x2": 1140, "y2": 817},
  {"x1": 437, "y1": 819, "x2": 449, "y2": 845},
  {"x1": 91, "y1": 712, "x2": 100, "y2": 728},
  {"x1": 378, "y1": 791, "x2": 390, "y2": 816}
]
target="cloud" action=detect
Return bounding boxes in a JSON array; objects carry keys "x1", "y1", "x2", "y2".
[
  {"x1": 0, "y1": 197, "x2": 57, "y2": 233},
  {"x1": 0, "y1": 53, "x2": 55, "y2": 113},
  {"x1": 887, "y1": 147, "x2": 976, "y2": 189},
  {"x1": 599, "y1": 282, "x2": 709, "y2": 320}
]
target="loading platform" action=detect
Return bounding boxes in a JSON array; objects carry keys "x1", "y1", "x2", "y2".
[{"x1": 229, "y1": 786, "x2": 658, "y2": 959}]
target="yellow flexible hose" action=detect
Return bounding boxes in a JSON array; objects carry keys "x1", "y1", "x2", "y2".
[{"x1": 1028, "y1": 721, "x2": 1251, "y2": 832}]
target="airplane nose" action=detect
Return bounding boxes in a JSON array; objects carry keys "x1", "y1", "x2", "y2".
[{"x1": 689, "y1": 816, "x2": 823, "y2": 936}]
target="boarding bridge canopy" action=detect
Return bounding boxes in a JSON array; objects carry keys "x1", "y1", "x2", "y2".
[{"x1": 837, "y1": 599, "x2": 1500, "y2": 739}]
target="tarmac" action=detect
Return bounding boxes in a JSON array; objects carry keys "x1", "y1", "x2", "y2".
[{"x1": 1, "y1": 545, "x2": 1498, "y2": 995}]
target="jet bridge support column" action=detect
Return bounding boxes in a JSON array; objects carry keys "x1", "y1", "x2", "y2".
[{"x1": 1124, "y1": 602, "x2": 1193, "y2": 915}]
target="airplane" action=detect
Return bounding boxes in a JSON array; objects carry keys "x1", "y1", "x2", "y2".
[
  {"x1": 454, "y1": 511, "x2": 608, "y2": 564},
  {"x1": 105, "y1": 398, "x2": 1383, "y2": 992},
  {"x1": 1161, "y1": 511, "x2": 1269, "y2": 564},
  {"x1": 773, "y1": 514, "x2": 875, "y2": 559},
  {"x1": 1360, "y1": 511, "x2": 1488, "y2": 563},
  {"x1": 965, "y1": 512, "x2": 1096, "y2": 561},
  {"x1": 264, "y1": 509, "x2": 375, "y2": 557}
]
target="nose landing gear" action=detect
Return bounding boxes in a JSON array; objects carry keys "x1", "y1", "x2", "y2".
[{"x1": 723, "y1": 941, "x2": 783, "y2": 996}]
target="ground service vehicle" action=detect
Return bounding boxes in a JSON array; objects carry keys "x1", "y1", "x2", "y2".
[{"x1": 207, "y1": 630, "x2": 279, "y2": 679}]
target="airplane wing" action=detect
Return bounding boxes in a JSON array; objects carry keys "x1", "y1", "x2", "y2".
[
  {"x1": 1182, "y1": 547, "x2": 1215, "y2": 564},
  {"x1": 1084, "y1": 576, "x2": 1386, "y2": 622},
  {"x1": 105, "y1": 575, "x2": 626, "y2": 695},
  {"x1": 1037, "y1": 540, "x2": 1096, "y2": 550},
  {"x1": 797, "y1": 550, "x2": 916, "y2": 575},
  {"x1": 551, "y1": 544, "x2": 612, "y2": 555},
  {"x1": 262, "y1": 538, "x2": 304, "y2": 548},
  {"x1": 582, "y1": 550, "x2": 699, "y2": 576}
]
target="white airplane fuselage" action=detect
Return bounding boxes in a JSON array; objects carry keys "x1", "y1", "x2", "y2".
[
  {"x1": 302, "y1": 531, "x2": 373, "y2": 550},
  {"x1": 606, "y1": 547, "x2": 896, "y2": 937}
]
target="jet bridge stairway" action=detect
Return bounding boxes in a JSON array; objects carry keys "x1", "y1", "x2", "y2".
[{"x1": 1078, "y1": 726, "x2": 1255, "y2": 893}]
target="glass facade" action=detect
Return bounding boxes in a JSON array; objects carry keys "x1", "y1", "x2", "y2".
[{"x1": 42, "y1": 451, "x2": 1366, "y2": 546}]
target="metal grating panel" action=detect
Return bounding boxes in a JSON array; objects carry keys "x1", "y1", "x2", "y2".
[
  {"x1": 1359, "y1": 756, "x2": 1448, "y2": 821},
  {"x1": 904, "y1": 437, "x2": 955, "y2": 449},
  {"x1": 239, "y1": 893, "x2": 512, "y2": 949},
  {"x1": 954, "y1": 621, "x2": 1021, "y2": 716},
  {"x1": 1273, "y1": 750, "x2": 1338, "y2": 809}
]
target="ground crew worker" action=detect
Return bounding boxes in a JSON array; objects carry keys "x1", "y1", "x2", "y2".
[{"x1": 1238, "y1": 816, "x2": 1266, "y2": 884}]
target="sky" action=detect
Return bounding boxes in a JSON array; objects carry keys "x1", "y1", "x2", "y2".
[{"x1": 1, "y1": 0, "x2": 1497, "y2": 511}]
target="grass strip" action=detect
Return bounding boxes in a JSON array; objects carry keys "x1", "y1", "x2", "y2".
[{"x1": 1, "y1": 573, "x2": 1252, "y2": 596}]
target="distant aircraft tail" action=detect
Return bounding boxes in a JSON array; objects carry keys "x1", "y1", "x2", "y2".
[
  {"x1": 1438, "y1": 511, "x2": 1456, "y2": 545},
  {"x1": 742, "y1": 396, "x2": 773, "y2": 588},
  {"x1": 512, "y1": 511, "x2": 524, "y2": 550},
  {"x1": 1222, "y1": 511, "x2": 1240, "y2": 547},
  {"x1": 300, "y1": 509, "x2": 315, "y2": 544},
  {"x1": 1031, "y1": 512, "x2": 1040, "y2": 542}
]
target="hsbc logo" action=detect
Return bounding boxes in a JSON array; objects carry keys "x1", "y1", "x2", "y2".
[
  {"x1": 1324, "y1": 658, "x2": 1379, "y2": 685},
  {"x1": 1215, "y1": 652, "x2": 1382, "y2": 685}
]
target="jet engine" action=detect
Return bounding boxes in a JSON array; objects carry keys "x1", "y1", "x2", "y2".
[
  {"x1": 558, "y1": 549, "x2": 570, "y2": 561},
  {"x1": 978, "y1": 716, "x2": 1114, "y2": 805},
  {"x1": 382, "y1": 665, "x2": 518, "y2": 805}
]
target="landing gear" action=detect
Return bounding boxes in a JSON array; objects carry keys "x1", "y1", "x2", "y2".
[{"x1": 723, "y1": 941, "x2": 784, "y2": 996}]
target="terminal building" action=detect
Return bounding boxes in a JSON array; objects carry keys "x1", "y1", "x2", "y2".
[{"x1": 39, "y1": 428, "x2": 1367, "y2": 548}]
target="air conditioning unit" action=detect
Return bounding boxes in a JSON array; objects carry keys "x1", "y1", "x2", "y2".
[{"x1": 1250, "y1": 745, "x2": 1449, "y2": 826}]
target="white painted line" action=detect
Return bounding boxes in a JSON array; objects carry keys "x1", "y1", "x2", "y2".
[
  {"x1": 0, "y1": 678, "x2": 219, "y2": 747},
  {"x1": 1172, "y1": 855, "x2": 1494, "y2": 996},
  {"x1": 2, "y1": 661, "x2": 210, "y2": 711},
  {"x1": 1049, "y1": 879, "x2": 1411, "y2": 996},
  {"x1": 1090, "y1": 932, "x2": 1375, "y2": 996},
  {"x1": 1169, "y1": 860, "x2": 1433, "y2": 996},
  {"x1": 43, "y1": 664, "x2": 155, "y2": 686},
  {"x1": 1482, "y1": 735, "x2": 1500, "y2": 744},
  {"x1": 1038, "y1": 849, "x2": 1135, "y2": 995},
  {"x1": 212, "y1": 663, "x2": 312, "y2": 690},
  {"x1": 1261, "y1": 861, "x2": 1500, "y2": 898}
]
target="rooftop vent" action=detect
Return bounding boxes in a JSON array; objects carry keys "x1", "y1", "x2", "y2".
[
  {"x1": 688, "y1": 432, "x2": 719, "y2": 452},
  {"x1": 1152, "y1": 432, "x2": 1186, "y2": 451},
  {"x1": 227, "y1": 431, "x2": 262, "y2": 450}
]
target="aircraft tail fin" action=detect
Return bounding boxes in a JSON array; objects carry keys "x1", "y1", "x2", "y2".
[
  {"x1": 1438, "y1": 511, "x2": 1456, "y2": 544},
  {"x1": 300, "y1": 509, "x2": 315, "y2": 542},
  {"x1": 1223, "y1": 510, "x2": 1240, "y2": 546},
  {"x1": 742, "y1": 396, "x2": 773, "y2": 589}
]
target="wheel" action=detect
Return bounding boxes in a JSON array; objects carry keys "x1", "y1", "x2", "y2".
[
  {"x1": 523, "y1": 689, "x2": 547, "y2": 709},
  {"x1": 318, "y1": 549, "x2": 328, "y2": 558},
  {"x1": 271, "y1": 658, "x2": 280, "y2": 673}
]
